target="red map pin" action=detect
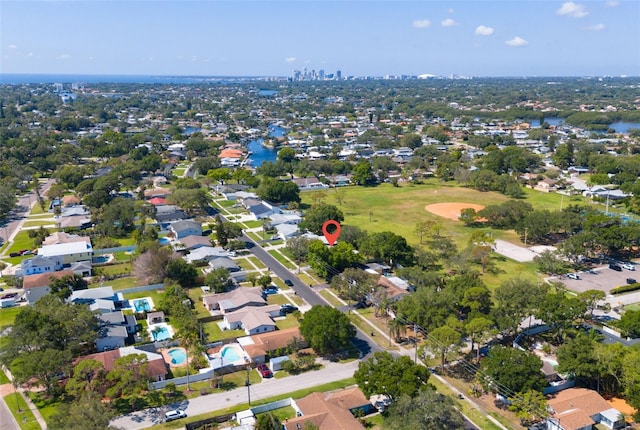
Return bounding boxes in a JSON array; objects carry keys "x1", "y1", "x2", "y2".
[{"x1": 322, "y1": 220, "x2": 341, "y2": 246}]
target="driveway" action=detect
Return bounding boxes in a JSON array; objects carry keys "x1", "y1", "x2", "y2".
[{"x1": 493, "y1": 239, "x2": 555, "y2": 263}]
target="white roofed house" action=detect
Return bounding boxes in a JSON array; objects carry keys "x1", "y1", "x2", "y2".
[
  {"x1": 169, "y1": 220, "x2": 202, "y2": 239},
  {"x1": 37, "y1": 241, "x2": 93, "y2": 265},
  {"x1": 20, "y1": 255, "x2": 64, "y2": 277}
]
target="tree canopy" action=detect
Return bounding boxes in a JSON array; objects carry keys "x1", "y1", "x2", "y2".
[{"x1": 299, "y1": 305, "x2": 356, "y2": 355}]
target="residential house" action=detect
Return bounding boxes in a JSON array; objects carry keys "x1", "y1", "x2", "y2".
[
  {"x1": 178, "y1": 235, "x2": 213, "y2": 251},
  {"x1": 37, "y1": 241, "x2": 93, "y2": 264},
  {"x1": 147, "y1": 311, "x2": 165, "y2": 325},
  {"x1": 76, "y1": 346, "x2": 168, "y2": 382},
  {"x1": 222, "y1": 304, "x2": 280, "y2": 335},
  {"x1": 202, "y1": 287, "x2": 266, "y2": 314},
  {"x1": 170, "y1": 220, "x2": 202, "y2": 239},
  {"x1": 547, "y1": 388, "x2": 625, "y2": 430},
  {"x1": 375, "y1": 276, "x2": 411, "y2": 304},
  {"x1": 68, "y1": 286, "x2": 116, "y2": 313},
  {"x1": 42, "y1": 232, "x2": 91, "y2": 246},
  {"x1": 144, "y1": 187, "x2": 171, "y2": 199},
  {"x1": 184, "y1": 247, "x2": 228, "y2": 264},
  {"x1": 96, "y1": 311, "x2": 136, "y2": 351},
  {"x1": 23, "y1": 269, "x2": 75, "y2": 305},
  {"x1": 292, "y1": 177, "x2": 329, "y2": 191},
  {"x1": 285, "y1": 387, "x2": 371, "y2": 430},
  {"x1": 208, "y1": 256, "x2": 241, "y2": 272},
  {"x1": 154, "y1": 205, "x2": 189, "y2": 224},
  {"x1": 275, "y1": 223, "x2": 299, "y2": 241},
  {"x1": 20, "y1": 255, "x2": 63, "y2": 276},
  {"x1": 267, "y1": 213, "x2": 302, "y2": 229},
  {"x1": 240, "y1": 327, "x2": 306, "y2": 364}
]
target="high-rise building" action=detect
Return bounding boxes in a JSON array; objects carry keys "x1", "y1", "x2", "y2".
[{"x1": 336, "y1": 69, "x2": 342, "y2": 80}]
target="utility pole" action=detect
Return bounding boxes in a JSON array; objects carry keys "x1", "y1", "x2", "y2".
[{"x1": 246, "y1": 366, "x2": 251, "y2": 405}]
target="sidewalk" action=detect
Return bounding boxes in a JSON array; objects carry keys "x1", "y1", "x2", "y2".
[{"x1": 1, "y1": 367, "x2": 46, "y2": 429}]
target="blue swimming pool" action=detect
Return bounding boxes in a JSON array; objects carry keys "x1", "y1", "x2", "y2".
[
  {"x1": 133, "y1": 299, "x2": 151, "y2": 312},
  {"x1": 221, "y1": 346, "x2": 241, "y2": 362},
  {"x1": 168, "y1": 348, "x2": 187, "y2": 365},
  {"x1": 158, "y1": 237, "x2": 170, "y2": 245},
  {"x1": 152, "y1": 326, "x2": 171, "y2": 341},
  {"x1": 93, "y1": 255, "x2": 109, "y2": 264}
]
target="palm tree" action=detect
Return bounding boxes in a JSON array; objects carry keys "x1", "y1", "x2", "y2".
[
  {"x1": 177, "y1": 328, "x2": 199, "y2": 392},
  {"x1": 388, "y1": 318, "x2": 405, "y2": 346}
]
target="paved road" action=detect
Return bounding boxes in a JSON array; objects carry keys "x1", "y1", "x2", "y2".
[
  {"x1": 111, "y1": 360, "x2": 360, "y2": 429},
  {"x1": 0, "y1": 395, "x2": 20, "y2": 430},
  {"x1": 1, "y1": 178, "x2": 55, "y2": 246}
]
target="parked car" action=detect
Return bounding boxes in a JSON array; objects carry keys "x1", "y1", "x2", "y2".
[
  {"x1": 609, "y1": 263, "x2": 623, "y2": 272},
  {"x1": 627, "y1": 278, "x2": 637, "y2": 285},
  {"x1": 283, "y1": 279, "x2": 294, "y2": 287},
  {"x1": 226, "y1": 251, "x2": 237, "y2": 257},
  {"x1": 257, "y1": 363, "x2": 273, "y2": 378},
  {"x1": 262, "y1": 287, "x2": 278, "y2": 296},
  {"x1": 165, "y1": 410, "x2": 187, "y2": 422},
  {"x1": 567, "y1": 273, "x2": 580, "y2": 280},
  {"x1": 622, "y1": 262, "x2": 635, "y2": 271},
  {"x1": 280, "y1": 304, "x2": 299, "y2": 315}
]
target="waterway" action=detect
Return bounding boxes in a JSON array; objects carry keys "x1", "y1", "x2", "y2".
[
  {"x1": 246, "y1": 125, "x2": 286, "y2": 167},
  {"x1": 529, "y1": 118, "x2": 640, "y2": 133}
]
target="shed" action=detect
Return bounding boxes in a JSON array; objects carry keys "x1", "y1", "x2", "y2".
[{"x1": 269, "y1": 355, "x2": 290, "y2": 371}]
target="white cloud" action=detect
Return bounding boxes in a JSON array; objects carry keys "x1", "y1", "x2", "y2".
[
  {"x1": 448, "y1": 8, "x2": 455, "y2": 13},
  {"x1": 88, "y1": 56, "x2": 95, "y2": 61},
  {"x1": 475, "y1": 25, "x2": 494, "y2": 36},
  {"x1": 285, "y1": 57, "x2": 296, "y2": 63},
  {"x1": 57, "y1": 53, "x2": 71, "y2": 60},
  {"x1": 412, "y1": 19, "x2": 431, "y2": 29},
  {"x1": 556, "y1": 2, "x2": 589, "y2": 18},
  {"x1": 605, "y1": 0, "x2": 619, "y2": 6},
  {"x1": 8, "y1": 44, "x2": 17, "y2": 49},
  {"x1": 441, "y1": 18, "x2": 458, "y2": 27},
  {"x1": 505, "y1": 36, "x2": 528, "y2": 47},
  {"x1": 586, "y1": 23, "x2": 606, "y2": 31}
]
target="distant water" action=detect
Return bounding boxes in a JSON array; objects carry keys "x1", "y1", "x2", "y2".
[
  {"x1": 258, "y1": 89, "x2": 278, "y2": 96},
  {"x1": 0, "y1": 74, "x2": 277, "y2": 84},
  {"x1": 529, "y1": 118, "x2": 564, "y2": 127},
  {"x1": 607, "y1": 122, "x2": 640, "y2": 133},
  {"x1": 247, "y1": 125, "x2": 286, "y2": 167}
]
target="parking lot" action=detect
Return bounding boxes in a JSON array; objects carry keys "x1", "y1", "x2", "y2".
[{"x1": 556, "y1": 263, "x2": 637, "y2": 294}]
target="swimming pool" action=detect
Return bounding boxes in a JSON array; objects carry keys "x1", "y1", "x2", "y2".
[
  {"x1": 149, "y1": 323, "x2": 174, "y2": 341},
  {"x1": 93, "y1": 255, "x2": 110, "y2": 264},
  {"x1": 168, "y1": 348, "x2": 187, "y2": 365},
  {"x1": 221, "y1": 345, "x2": 241, "y2": 362},
  {"x1": 133, "y1": 298, "x2": 152, "y2": 312},
  {"x1": 158, "y1": 237, "x2": 170, "y2": 245}
]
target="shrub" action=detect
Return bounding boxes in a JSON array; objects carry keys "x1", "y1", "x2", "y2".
[{"x1": 611, "y1": 283, "x2": 640, "y2": 295}]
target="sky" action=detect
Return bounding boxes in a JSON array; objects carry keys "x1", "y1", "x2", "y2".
[{"x1": 1, "y1": 0, "x2": 639, "y2": 77}]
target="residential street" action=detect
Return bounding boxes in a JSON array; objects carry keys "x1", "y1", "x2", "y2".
[{"x1": 111, "y1": 359, "x2": 360, "y2": 429}]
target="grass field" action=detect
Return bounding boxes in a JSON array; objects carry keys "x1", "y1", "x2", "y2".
[
  {"x1": 301, "y1": 182, "x2": 552, "y2": 289},
  {"x1": 0, "y1": 306, "x2": 23, "y2": 331}
]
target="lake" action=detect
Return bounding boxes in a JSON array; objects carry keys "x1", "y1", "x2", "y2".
[{"x1": 246, "y1": 125, "x2": 286, "y2": 167}]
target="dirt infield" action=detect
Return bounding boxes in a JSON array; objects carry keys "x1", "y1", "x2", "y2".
[{"x1": 425, "y1": 202, "x2": 485, "y2": 221}]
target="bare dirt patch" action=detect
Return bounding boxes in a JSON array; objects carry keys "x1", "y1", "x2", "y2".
[{"x1": 425, "y1": 202, "x2": 485, "y2": 221}]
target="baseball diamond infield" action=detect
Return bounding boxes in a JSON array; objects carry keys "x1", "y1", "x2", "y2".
[{"x1": 425, "y1": 202, "x2": 485, "y2": 221}]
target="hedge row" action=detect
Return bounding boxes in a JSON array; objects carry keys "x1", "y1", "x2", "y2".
[{"x1": 611, "y1": 283, "x2": 640, "y2": 295}]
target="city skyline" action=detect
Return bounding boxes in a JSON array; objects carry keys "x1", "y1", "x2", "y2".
[{"x1": 1, "y1": 0, "x2": 639, "y2": 78}]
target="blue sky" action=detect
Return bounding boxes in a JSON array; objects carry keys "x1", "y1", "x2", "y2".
[{"x1": 1, "y1": 0, "x2": 639, "y2": 77}]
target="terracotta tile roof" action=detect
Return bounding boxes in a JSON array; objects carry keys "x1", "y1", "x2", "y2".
[
  {"x1": 23, "y1": 269, "x2": 75, "y2": 289},
  {"x1": 548, "y1": 388, "x2": 619, "y2": 430},
  {"x1": 75, "y1": 349, "x2": 167, "y2": 380},
  {"x1": 284, "y1": 390, "x2": 365, "y2": 430},
  {"x1": 251, "y1": 327, "x2": 303, "y2": 351}
]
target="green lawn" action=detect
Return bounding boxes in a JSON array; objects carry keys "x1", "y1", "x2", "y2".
[
  {"x1": 89, "y1": 276, "x2": 138, "y2": 290},
  {"x1": 0, "y1": 306, "x2": 23, "y2": 331},
  {"x1": 4, "y1": 393, "x2": 40, "y2": 430},
  {"x1": 21, "y1": 220, "x2": 57, "y2": 228},
  {"x1": 624, "y1": 303, "x2": 640, "y2": 312},
  {"x1": 248, "y1": 256, "x2": 267, "y2": 269},
  {"x1": 268, "y1": 250, "x2": 296, "y2": 270},
  {"x1": 319, "y1": 290, "x2": 345, "y2": 308},
  {"x1": 27, "y1": 392, "x2": 63, "y2": 427},
  {"x1": 201, "y1": 320, "x2": 245, "y2": 343},
  {"x1": 275, "y1": 315, "x2": 300, "y2": 330},
  {"x1": 0, "y1": 367, "x2": 10, "y2": 384}
]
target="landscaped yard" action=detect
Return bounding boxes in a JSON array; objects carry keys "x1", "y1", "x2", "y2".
[
  {"x1": 0, "y1": 306, "x2": 23, "y2": 331},
  {"x1": 201, "y1": 320, "x2": 245, "y2": 343},
  {"x1": 5, "y1": 392, "x2": 40, "y2": 430}
]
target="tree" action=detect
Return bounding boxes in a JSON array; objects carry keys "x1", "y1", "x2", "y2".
[
  {"x1": 10, "y1": 348, "x2": 72, "y2": 397},
  {"x1": 99, "y1": 197, "x2": 136, "y2": 237},
  {"x1": 478, "y1": 346, "x2": 546, "y2": 394},
  {"x1": 508, "y1": 389, "x2": 549, "y2": 427},
  {"x1": 49, "y1": 391, "x2": 119, "y2": 430},
  {"x1": 352, "y1": 160, "x2": 375, "y2": 185},
  {"x1": 49, "y1": 274, "x2": 88, "y2": 300},
  {"x1": 383, "y1": 389, "x2": 465, "y2": 430},
  {"x1": 255, "y1": 413, "x2": 282, "y2": 430},
  {"x1": 330, "y1": 268, "x2": 378, "y2": 305},
  {"x1": 556, "y1": 333, "x2": 600, "y2": 384},
  {"x1": 534, "y1": 293, "x2": 586, "y2": 342},
  {"x1": 299, "y1": 203, "x2": 344, "y2": 235},
  {"x1": 258, "y1": 274, "x2": 272, "y2": 289},
  {"x1": 256, "y1": 177, "x2": 300, "y2": 203},
  {"x1": 533, "y1": 249, "x2": 567, "y2": 275},
  {"x1": 105, "y1": 353, "x2": 151, "y2": 398},
  {"x1": 65, "y1": 359, "x2": 107, "y2": 398},
  {"x1": 286, "y1": 236, "x2": 310, "y2": 264},
  {"x1": 492, "y1": 278, "x2": 548, "y2": 338},
  {"x1": 204, "y1": 268, "x2": 233, "y2": 293},
  {"x1": 360, "y1": 231, "x2": 414, "y2": 266},
  {"x1": 299, "y1": 305, "x2": 356, "y2": 355},
  {"x1": 132, "y1": 245, "x2": 174, "y2": 284},
  {"x1": 424, "y1": 325, "x2": 462, "y2": 370},
  {"x1": 618, "y1": 310, "x2": 640, "y2": 338},
  {"x1": 171, "y1": 188, "x2": 211, "y2": 215},
  {"x1": 166, "y1": 258, "x2": 198, "y2": 288},
  {"x1": 578, "y1": 289, "x2": 606, "y2": 319},
  {"x1": 354, "y1": 351, "x2": 431, "y2": 402},
  {"x1": 465, "y1": 316, "x2": 495, "y2": 361}
]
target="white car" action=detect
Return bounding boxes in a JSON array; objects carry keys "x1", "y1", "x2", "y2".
[
  {"x1": 622, "y1": 263, "x2": 635, "y2": 271},
  {"x1": 165, "y1": 410, "x2": 187, "y2": 422},
  {"x1": 567, "y1": 273, "x2": 580, "y2": 280}
]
